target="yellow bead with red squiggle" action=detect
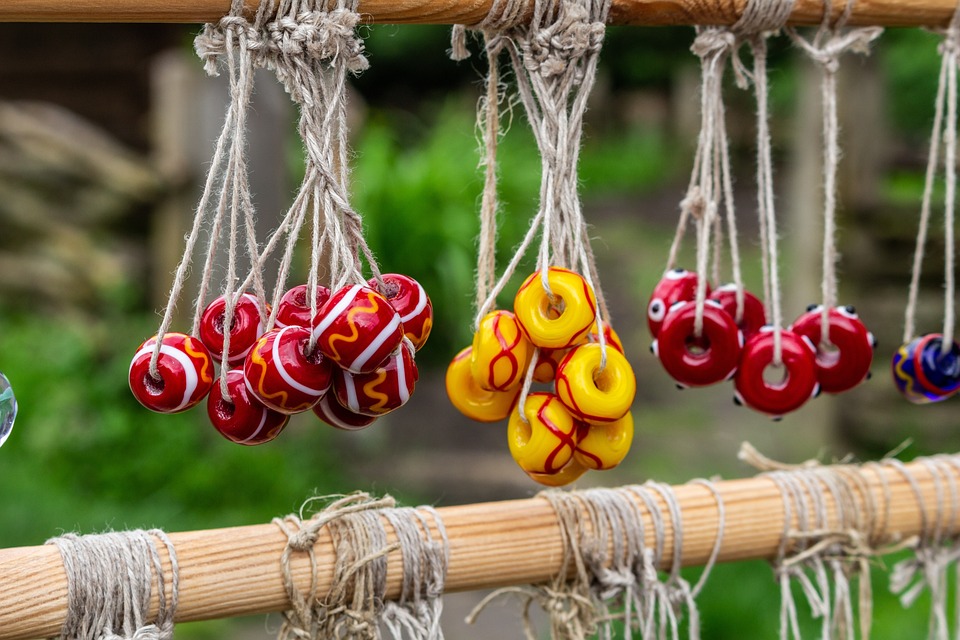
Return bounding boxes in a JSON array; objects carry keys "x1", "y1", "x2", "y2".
[
  {"x1": 446, "y1": 347, "x2": 519, "y2": 422},
  {"x1": 526, "y1": 456, "x2": 589, "y2": 487},
  {"x1": 514, "y1": 267, "x2": 597, "y2": 349},
  {"x1": 574, "y1": 412, "x2": 634, "y2": 470},
  {"x1": 312, "y1": 284, "x2": 404, "y2": 374},
  {"x1": 507, "y1": 392, "x2": 580, "y2": 475},
  {"x1": 555, "y1": 343, "x2": 635, "y2": 425},
  {"x1": 471, "y1": 310, "x2": 532, "y2": 392}
]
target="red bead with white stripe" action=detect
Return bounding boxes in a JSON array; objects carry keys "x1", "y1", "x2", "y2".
[
  {"x1": 243, "y1": 326, "x2": 334, "y2": 414},
  {"x1": 368, "y1": 273, "x2": 433, "y2": 351},
  {"x1": 207, "y1": 369, "x2": 289, "y2": 445},
  {"x1": 198, "y1": 293, "x2": 268, "y2": 367},
  {"x1": 129, "y1": 333, "x2": 214, "y2": 413},
  {"x1": 312, "y1": 284, "x2": 404, "y2": 374},
  {"x1": 333, "y1": 340, "x2": 418, "y2": 417},
  {"x1": 313, "y1": 393, "x2": 378, "y2": 431},
  {"x1": 274, "y1": 284, "x2": 331, "y2": 329}
]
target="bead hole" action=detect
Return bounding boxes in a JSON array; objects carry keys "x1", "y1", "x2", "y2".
[
  {"x1": 763, "y1": 363, "x2": 788, "y2": 386},
  {"x1": 143, "y1": 373, "x2": 165, "y2": 396},
  {"x1": 381, "y1": 281, "x2": 401, "y2": 299},
  {"x1": 540, "y1": 295, "x2": 565, "y2": 319},
  {"x1": 684, "y1": 335, "x2": 711, "y2": 357},
  {"x1": 515, "y1": 417, "x2": 532, "y2": 446},
  {"x1": 216, "y1": 312, "x2": 238, "y2": 334},
  {"x1": 593, "y1": 367, "x2": 614, "y2": 392},
  {"x1": 817, "y1": 342, "x2": 841, "y2": 367},
  {"x1": 299, "y1": 339, "x2": 324, "y2": 365}
]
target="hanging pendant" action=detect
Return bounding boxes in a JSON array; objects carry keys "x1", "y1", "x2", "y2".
[{"x1": 0, "y1": 371, "x2": 16, "y2": 448}]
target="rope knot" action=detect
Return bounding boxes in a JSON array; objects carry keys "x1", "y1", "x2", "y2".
[
  {"x1": 523, "y1": 2, "x2": 605, "y2": 78},
  {"x1": 681, "y1": 186, "x2": 707, "y2": 221},
  {"x1": 691, "y1": 27, "x2": 738, "y2": 60},
  {"x1": 267, "y1": 9, "x2": 369, "y2": 72}
]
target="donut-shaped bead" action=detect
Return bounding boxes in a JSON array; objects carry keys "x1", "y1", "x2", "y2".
[
  {"x1": 333, "y1": 340, "x2": 418, "y2": 417},
  {"x1": 514, "y1": 267, "x2": 598, "y2": 349},
  {"x1": 653, "y1": 300, "x2": 742, "y2": 387},
  {"x1": 533, "y1": 348, "x2": 567, "y2": 383},
  {"x1": 198, "y1": 293, "x2": 267, "y2": 367},
  {"x1": 525, "y1": 457, "x2": 589, "y2": 487},
  {"x1": 892, "y1": 334, "x2": 960, "y2": 404},
  {"x1": 471, "y1": 310, "x2": 532, "y2": 392},
  {"x1": 369, "y1": 273, "x2": 433, "y2": 351},
  {"x1": 507, "y1": 392, "x2": 580, "y2": 475},
  {"x1": 313, "y1": 393, "x2": 378, "y2": 431},
  {"x1": 734, "y1": 328, "x2": 819, "y2": 418},
  {"x1": 555, "y1": 344, "x2": 636, "y2": 424},
  {"x1": 207, "y1": 369, "x2": 289, "y2": 445},
  {"x1": 243, "y1": 326, "x2": 334, "y2": 414},
  {"x1": 129, "y1": 333, "x2": 214, "y2": 413},
  {"x1": 573, "y1": 412, "x2": 634, "y2": 470},
  {"x1": 709, "y1": 284, "x2": 767, "y2": 341},
  {"x1": 589, "y1": 322, "x2": 624, "y2": 353},
  {"x1": 790, "y1": 305, "x2": 875, "y2": 394},
  {"x1": 647, "y1": 268, "x2": 704, "y2": 338},
  {"x1": 275, "y1": 284, "x2": 331, "y2": 329},
  {"x1": 312, "y1": 284, "x2": 403, "y2": 374},
  {"x1": 445, "y1": 347, "x2": 519, "y2": 423}
]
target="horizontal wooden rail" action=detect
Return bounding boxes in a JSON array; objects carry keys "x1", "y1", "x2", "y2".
[
  {"x1": 0, "y1": 0, "x2": 957, "y2": 27},
  {"x1": 0, "y1": 455, "x2": 957, "y2": 639}
]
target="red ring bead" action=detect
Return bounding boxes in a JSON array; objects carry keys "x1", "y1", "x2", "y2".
[
  {"x1": 734, "y1": 328, "x2": 819, "y2": 418},
  {"x1": 790, "y1": 305, "x2": 875, "y2": 394},
  {"x1": 653, "y1": 300, "x2": 742, "y2": 387},
  {"x1": 333, "y1": 340, "x2": 418, "y2": 417},
  {"x1": 312, "y1": 284, "x2": 404, "y2": 374},
  {"x1": 709, "y1": 284, "x2": 767, "y2": 341},
  {"x1": 198, "y1": 293, "x2": 268, "y2": 367},
  {"x1": 647, "y1": 269, "x2": 705, "y2": 338},
  {"x1": 129, "y1": 333, "x2": 214, "y2": 413},
  {"x1": 243, "y1": 326, "x2": 334, "y2": 414},
  {"x1": 275, "y1": 284, "x2": 331, "y2": 329},
  {"x1": 368, "y1": 273, "x2": 433, "y2": 351},
  {"x1": 207, "y1": 369, "x2": 289, "y2": 445}
]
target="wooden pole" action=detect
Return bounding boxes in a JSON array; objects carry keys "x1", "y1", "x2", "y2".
[
  {"x1": 0, "y1": 456, "x2": 956, "y2": 640},
  {"x1": 0, "y1": 0, "x2": 957, "y2": 27}
]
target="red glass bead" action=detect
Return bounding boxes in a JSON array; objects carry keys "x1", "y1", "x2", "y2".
[
  {"x1": 790, "y1": 305, "x2": 875, "y2": 394},
  {"x1": 653, "y1": 300, "x2": 742, "y2": 387},
  {"x1": 312, "y1": 284, "x2": 404, "y2": 374},
  {"x1": 709, "y1": 284, "x2": 767, "y2": 341},
  {"x1": 243, "y1": 326, "x2": 334, "y2": 414},
  {"x1": 368, "y1": 273, "x2": 433, "y2": 351},
  {"x1": 275, "y1": 284, "x2": 331, "y2": 329},
  {"x1": 129, "y1": 333, "x2": 214, "y2": 413},
  {"x1": 734, "y1": 328, "x2": 819, "y2": 418},
  {"x1": 198, "y1": 293, "x2": 267, "y2": 367},
  {"x1": 647, "y1": 269, "x2": 706, "y2": 338},
  {"x1": 207, "y1": 369, "x2": 289, "y2": 445},
  {"x1": 313, "y1": 393, "x2": 378, "y2": 431},
  {"x1": 333, "y1": 340, "x2": 418, "y2": 416}
]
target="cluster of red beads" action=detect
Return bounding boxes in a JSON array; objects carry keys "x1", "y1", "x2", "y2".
[
  {"x1": 129, "y1": 274, "x2": 432, "y2": 445},
  {"x1": 648, "y1": 270, "x2": 875, "y2": 419},
  {"x1": 446, "y1": 267, "x2": 636, "y2": 487}
]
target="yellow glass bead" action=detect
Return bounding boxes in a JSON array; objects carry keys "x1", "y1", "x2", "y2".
[
  {"x1": 471, "y1": 310, "x2": 532, "y2": 392},
  {"x1": 555, "y1": 343, "x2": 636, "y2": 425},
  {"x1": 526, "y1": 456, "x2": 589, "y2": 487},
  {"x1": 514, "y1": 267, "x2": 598, "y2": 349},
  {"x1": 507, "y1": 392, "x2": 580, "y2": 474},
  {"x1": 533, "y1": 347, "x2": 568, "y2": 383},
  {"x1": 446, "y1": 347, "x2": 519, "y2": 423},
  {"x1": 574, "y1": 411, "x2": 634, "y2": 470},
  {"x1": 589, "y1": 322, "x2": 624, "y2": 354}
]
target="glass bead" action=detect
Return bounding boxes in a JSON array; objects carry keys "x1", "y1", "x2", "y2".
[{"x1": 0, "y1": 371, "x2": 16, "y2": 448}]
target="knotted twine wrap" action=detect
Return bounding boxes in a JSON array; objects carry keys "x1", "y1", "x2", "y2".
[
  {"x1": 739, "y1": 443, "x2": 933, "y2": 640},
  {"x1": 46, "y1": 529, "x2": 180, "y2": 640},
  {"x1": 467, "y1": 482, "x2": 725, "y2": 640},
  {"x1": 902, "y1": 6, "x2": 960, "y2": 351},
  {"x1": 786, "y1": 2, "x2": 882, "y2": 345},
  {"x1": 273, "y1": 493, "x2": 449, "y2": 640}
]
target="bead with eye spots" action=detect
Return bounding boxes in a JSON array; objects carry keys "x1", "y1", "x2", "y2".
[
  {"x1": 709, "y1": 284, "x2": 767, "y2": 341},
  {"x1": 790, "y1": 305, "x2": 875, "y2": 394},
  {"x1": 368, "y1": 273, "x2": 433, "y2": 351},
  {"x1": 555, "y1": 343, "x2": 636, "y2": 424},
  {"x1": 333, "y1": 340, "x2": 418, "y2": 417},
  {"x1": 198, "y1": 293, "x2": 268, "y2": 367},
  {"x1": 647, "y1": 269, "x2": 705, "y2": 338},
  {"x1": 892, "y1": 334, "x2": 960, "y2": 404},
  {"x1": 574, "y1": 411, "x2": 634, "y2": 471},
  {"x1": 274, "y1": 284, "x2": 331, "y2": 329},
  {"x1": 446, "y1": 346, "x2": 520, "y2": 422},
  {"x1": 653, "y1": 300, "x2": 742, "y2": 387},
  {"x1": 207, "y1": 369, "x2": 289, "y2": 445},
  {"x1": 312, "y1": 284, "x2": 404, "y2": 374},
  {"x1": 313, "y1": 393, "x2": 377, "y2": 431},
  {"x1": 243, "y1": 326, "x2": 334, "y2": 414},
  {"x1": 471, "y1": 310, "x2": 532, "y2": 392},
  {"x1": 507, "y1": 392, "x2": 581, "y2": 475},
  {"x1": 734, "y1": 328, "x2": 819, "y2": 418},
  {"x1": 514, "y1": 267, "x2": 598, "y2": 349},
  {"x1": 129, "y1": 333, "x2": 215, "y2": 414}
]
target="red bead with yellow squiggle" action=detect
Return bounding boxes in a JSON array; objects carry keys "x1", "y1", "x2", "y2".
[
  {"x1": 369, "y1": 274, "x2": 433, "y2": 351},
  {"x1": 275, "y1": 284, "x2": 331, "y2": 329},
  {"x1": 207, "y1": 369, "x2": 289, "y2": 445},
  {"x1": 333, "y1": 340, "x2": 418, "y2": 417},
  {"x1": 312, "y1": 284, "x2": 404, "y2": 374},
  {"x1": 129, "y1": 333, "x2": 214, "y2": 414},
  {"x1": 313, "y1": 393, "x2": 378, "y2": 431},
  {"x1": 471, "y1": 310, "x2": 532, "y2": 392},
  {"x1": 243, "y1": 326, "x2": 334, "y2": 414},
  {"x1": 507, "y1": 392, "x2": 581, "y2": 475}
]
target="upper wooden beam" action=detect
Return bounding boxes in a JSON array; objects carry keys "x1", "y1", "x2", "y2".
[{"x1": 0, "y1": 0, "x2": 956, "y2": 27}]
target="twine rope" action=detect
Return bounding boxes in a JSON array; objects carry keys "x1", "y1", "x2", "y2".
[
  {"x1": 47, "y1": 530, "x2": 180, "y2": 640},
  {"x1": 903, "y1": 7, "x2": 960, "y2": 348}
]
